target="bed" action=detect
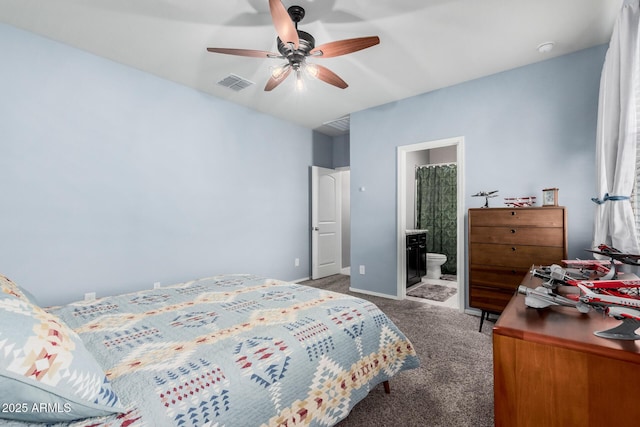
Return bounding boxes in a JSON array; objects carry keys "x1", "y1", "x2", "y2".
[{"x1": 0, "y1": 273, "x2": 419, "y2": 426}]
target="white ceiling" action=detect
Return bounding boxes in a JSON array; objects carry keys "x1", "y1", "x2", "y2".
[{"x1": 0, "y1": 0, "x2": 622, "y2": 136}]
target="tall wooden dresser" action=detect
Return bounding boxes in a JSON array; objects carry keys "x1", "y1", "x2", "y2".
[{"x1": 468, "y1": 207, "x2": 567, "y2": 328}]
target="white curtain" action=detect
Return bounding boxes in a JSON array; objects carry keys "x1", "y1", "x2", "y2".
[{"x1": 592, "y1": 0, "x2": 640, "y2": 253}]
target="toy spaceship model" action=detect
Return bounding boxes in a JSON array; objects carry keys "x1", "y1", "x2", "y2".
[
  {"x1": 522, "y1": 244, "x2": 640, "y2": 340},
  {"x1": 472, "y1": 190, "x2": 498, "y2": 208}
]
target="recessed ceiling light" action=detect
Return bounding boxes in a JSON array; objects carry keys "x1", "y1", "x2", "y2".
[{"x1": 537, "y1": 42, "x2": 555, "y2": 53}]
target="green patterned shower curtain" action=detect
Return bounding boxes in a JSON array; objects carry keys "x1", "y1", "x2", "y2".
[{"x1": 416, "y1": 164, "x2": 457, "y2": 274}]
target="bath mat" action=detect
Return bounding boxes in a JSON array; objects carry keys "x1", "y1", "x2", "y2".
[{"x1": 407, "y1": 283, "x2": 457, "y2": 302}]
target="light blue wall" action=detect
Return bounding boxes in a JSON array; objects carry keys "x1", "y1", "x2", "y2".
[
  {"x1": 0, "y1": 22, "x2": 607, "y2": 306},
  {"x1": 312, "y1": 132, "x2": 334, "y2": 169},
  {"x1": 0, "y1": 24, "x2": 314, "y2": 306},
  {"x1": 333, "y1": 134, "x2": 350, "y2": 169},
  {"x1": 350, "y1": 45, "x2": 607, "y2": 299}
]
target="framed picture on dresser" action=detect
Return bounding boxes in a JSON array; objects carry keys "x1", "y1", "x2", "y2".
[{"x1": 542, "y1": 188, "x2": 558, "y2": 206}]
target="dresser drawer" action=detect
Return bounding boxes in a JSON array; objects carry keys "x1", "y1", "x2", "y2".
[
  {"x1": 469, "y1": 266, "x2": 528, "y2": 291},
  {"x1": 469, "y1": 226, "x2": 565, "y2": 247},
  {"x1": 469, "y1": 208, "x2": 565, "y2": 227},
  {"x1": 469, "y1": 266, "x2": 526, "y2": 312},
  {"x1": 469, "y1": 287, "x2": 515, "y2": 313},
  {"x1": 469, "y1": 243, "x2": 565, "y2": 268}
]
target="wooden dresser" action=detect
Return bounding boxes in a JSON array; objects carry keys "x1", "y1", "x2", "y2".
[
  {"x1": 468, "y1": 207, "x2": 567, "y2": 319},
  {"x1": 493, "y1": 272, "x2": 640, "y2": 426}
]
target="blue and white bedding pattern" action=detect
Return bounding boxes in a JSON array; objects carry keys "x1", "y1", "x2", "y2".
[{"x1": 22, "y1": 274, "x2": 418, "y2": 426}]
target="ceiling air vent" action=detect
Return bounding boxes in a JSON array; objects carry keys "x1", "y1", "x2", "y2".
[
  {"x1": 323, "y1": 115, "x2": 350, "y2": 132},
  {"x1": 217, "y1": 74, "x2": 254, "y2": 92}
]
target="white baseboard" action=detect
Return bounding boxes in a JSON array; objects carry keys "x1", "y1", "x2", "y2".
[
  {"x1": 348, "y1": 287, "x2": 402, "y2": 300},
  {"x1": 290, "y1": 276, "x2": 310, "y2": 283},
  {"x1": 341, "y1": 266, "x2": 351, "y2": 275},
  {"x1": 464, "y1": 308, "x2": 483, "y2": 317}
]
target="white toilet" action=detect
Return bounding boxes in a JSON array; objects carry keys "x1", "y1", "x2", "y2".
[{"x1": 426, "y1": 253, "x2": 447, "y2": 279}]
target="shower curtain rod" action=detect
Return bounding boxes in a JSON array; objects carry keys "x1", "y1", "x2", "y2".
[{"x1": 415, "y1": 161, "x2": 457, "y2": 169}]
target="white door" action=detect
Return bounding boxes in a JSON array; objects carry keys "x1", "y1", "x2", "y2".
[{"x1": 311, "y1": 166, "x2": 342, "y2": 279}]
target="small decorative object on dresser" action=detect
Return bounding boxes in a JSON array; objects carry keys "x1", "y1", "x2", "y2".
[
  {"x1": 542, "y1": 187, "x2": 558, "y2": 206},
  {"x1": 472, "y1": 190, "x2": 499, "y2": 208},
  {"x1": 504, "y1": 196, "x2": 537, "y2": 208}
]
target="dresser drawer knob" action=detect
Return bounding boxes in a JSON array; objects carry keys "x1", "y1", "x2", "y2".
[
  {"x1": 511, "y1": 247, "x2": 516, "y2": 251},
  {"x1": 511, "y1": 211, "x2": 516, "y2": 216},
  {"x1": 510, "y1": 229, "x2": 516, "y2": 234}
]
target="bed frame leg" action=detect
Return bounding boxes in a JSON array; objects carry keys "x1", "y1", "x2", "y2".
[{"x1": 383, "y1": 380, "x2": 390, "y2": 394}]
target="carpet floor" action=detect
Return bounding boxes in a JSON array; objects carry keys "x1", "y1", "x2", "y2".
[{"x1": 300, "y1": 274, "x2": 494, "y2": 427}]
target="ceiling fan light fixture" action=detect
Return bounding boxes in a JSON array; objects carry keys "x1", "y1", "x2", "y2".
[
  {"x1": 206, "y1": 3, "x2": 380, "y2": 92},
  {"x1": 295, "y1": 69, "x2": 305, "y2": 91},
  {"x1": 271, "y1": 63, "x2": 290, "y2": 79},
  {"x1": 305, "y1": 63, "x2": 319, "y2": 79}
]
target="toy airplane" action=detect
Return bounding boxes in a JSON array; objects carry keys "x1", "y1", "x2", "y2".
[
  {"x1": 504, "y1": 196, "x2": 536, "y2": 208},
  {"x1": 523, "y1": 265, "x2": 587, "y2": 307},
  {"x1": 586, "y1": 244, "x2": 640, "y2": 264},
  {"x1": 585, "y1": 244, "x2": 640, "y2": 279},
  {"x1": 561, "y1": 259, "x2": 621, "y2": 280},
  {"x1": 517, "y1": 285, "x2": 590, "y2": 312},
  {"x1": 472, "y1": 190, "x2": 498, "y2": 208},
  {"x1": 530, "y1": 264, "x2": 582, "y2": 289},
  {"x1": 569, "y1": 279, "x2": 640, "y2": 340}
]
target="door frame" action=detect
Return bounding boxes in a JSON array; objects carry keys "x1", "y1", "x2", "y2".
[
  {"x1": 396, "y1": 136, "x2": 465, "y2": 311},
  {"x1": 335, "y1": 166, "x2": 350, "y2": 275}
]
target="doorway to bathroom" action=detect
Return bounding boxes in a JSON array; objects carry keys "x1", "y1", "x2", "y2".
[{"x1": 396, "y1": 137, "x2": 465, "y2": 311}]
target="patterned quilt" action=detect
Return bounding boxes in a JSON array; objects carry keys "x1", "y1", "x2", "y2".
[{"x1": 14, "y1": 275, "x2": 419, "y2": 426}]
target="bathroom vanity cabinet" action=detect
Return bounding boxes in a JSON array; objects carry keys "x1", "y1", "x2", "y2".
[
  {"x1": 468, "y1": 207, "x2": 567, "y2": 320},
  {"x1": 406, "y1": 232, "x2": 427, "y2": 286}
]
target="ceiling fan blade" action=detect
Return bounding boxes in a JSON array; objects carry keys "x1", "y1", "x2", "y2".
[
  {"x1": 206, "y1": 47, "x2": 280, "y2": 58},
  {"x1": 269, "y1": 0, "x2": 299, "y2": 49},
  {"x1": 264, "y1": 66, "x2": 292, "y2": 91},
  {"x1": 310, "y1": 36, "x2": 380, "y2": 58},
  {"x1": 314, "y1": 64, "x2": 348, "y2": 89}
]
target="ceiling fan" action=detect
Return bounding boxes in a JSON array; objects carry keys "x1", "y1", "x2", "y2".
[{"x1": 206, "y1": 0, "x2": 380, "y2": 91}]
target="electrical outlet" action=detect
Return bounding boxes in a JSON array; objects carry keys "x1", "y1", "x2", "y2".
[
  {"x1": 84, "y1": 292, "x2": 96, "y2": 301},
  {"x1": 359, "y1": 265, "x2": 365, "y2": 275},
  {"x1": 153, "y1": 282, "x2": 161, "y2": 289},
  {"x1": 295, "y1": 258, "x2": 300, "y2": 267}
]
